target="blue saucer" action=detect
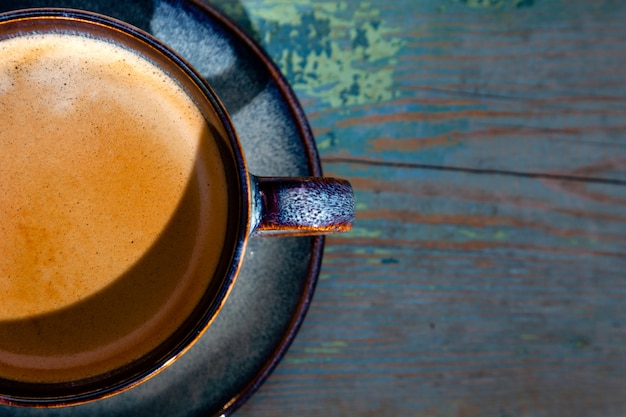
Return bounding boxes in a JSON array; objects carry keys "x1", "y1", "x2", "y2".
[{"x1": 0, "y1": 1, "x2": 323, "y2": 416}]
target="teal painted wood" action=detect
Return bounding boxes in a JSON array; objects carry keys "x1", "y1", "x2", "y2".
[{"x1": 215, "y1": 0, "x2": 626, "y2": 416}]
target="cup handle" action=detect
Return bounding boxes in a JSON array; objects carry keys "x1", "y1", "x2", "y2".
[{"x1": 250, "y1": 175, "x2": 355, "y2": 236}]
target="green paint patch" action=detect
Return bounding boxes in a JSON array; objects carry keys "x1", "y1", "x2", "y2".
[
  {"x1": 461, "y1": 0, "x2": 506, "y2": 8},
  {"x1": 565, "y1": 237, "x2": 600, "y2": 248},
  {"x1": 458, "y1": 228, "x2": 509, "y2": 241},
  {"x1": 323, "y1": 340, "x2": 349, "y2": 348},
  {"x1": 316, "y1": 137, "x2": 333, "y2": 151},
  {"x1": 303, "y1": 341, "x2": 349, "y2": 355},
  {"x1": 459, "y1": 229, "x2": 479, "y2": 239},
  {"x1": 344, "y1": 227, "x2": 382, "y2": 238},
  {"x1": 493, "y1": 230, "x2": 507, "y2": 240},
  {"x1": 247, "y1": 1, "x2": 405, "y2": 108},
  {"x1": 520, "y1": 334, "x2": 537, "y2": 341},
  {"x1": 373, "y1": 248, "x2": 393, "y2": 255},
  {"x1": 343, "y1": 290, "x2": 366, "y2": 297}
]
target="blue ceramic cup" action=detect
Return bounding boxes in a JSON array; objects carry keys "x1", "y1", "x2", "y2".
[{"x1": 0, "y1": 8, "x2": 353, "y2": 407}]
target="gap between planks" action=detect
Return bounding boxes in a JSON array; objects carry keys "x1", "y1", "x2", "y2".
[{"x1": 323, "y1": 157, "x2": 626, "y2": 187}]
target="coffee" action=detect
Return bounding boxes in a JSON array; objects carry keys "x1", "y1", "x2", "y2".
[{"x1": 0, "y1": 33, "x2": 228, "y2": 383}]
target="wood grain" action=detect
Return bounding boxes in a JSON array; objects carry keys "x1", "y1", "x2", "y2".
[{"x1": 228, "y1": 0, "x2": 626, "y2": 416}]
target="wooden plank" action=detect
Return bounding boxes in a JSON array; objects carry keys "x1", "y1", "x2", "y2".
[
  {"x1": 230, "y1": 0, "x2": 626, "y2": 416},
  {"x1": 302, "y1": 0, "x2": 626, "y2": 179},
  {"x1": 240, "y1": 160, "x2": 626, "y2": 416}
]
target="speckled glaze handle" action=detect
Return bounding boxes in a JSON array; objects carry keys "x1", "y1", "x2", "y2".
[{"x1": 250, "y1": 176, "x2": 355, "y2": 236}]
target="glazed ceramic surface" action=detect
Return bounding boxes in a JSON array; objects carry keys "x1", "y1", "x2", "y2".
[{"x1": 0, "y1": 0, "x2": 322, "y2": 416}]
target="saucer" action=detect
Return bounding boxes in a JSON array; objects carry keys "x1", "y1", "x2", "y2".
[{"x1": 0, "y1": 1, "x2": 323, "y2": 416}]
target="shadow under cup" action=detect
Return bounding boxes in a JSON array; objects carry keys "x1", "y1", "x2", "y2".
[{"x1": 0, "y1": 10, "x2": 248, "y2": 406}]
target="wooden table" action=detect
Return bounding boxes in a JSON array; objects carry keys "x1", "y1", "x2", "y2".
[{"x1": 215, "y1": 0, "x2": 626, "y2": 415}]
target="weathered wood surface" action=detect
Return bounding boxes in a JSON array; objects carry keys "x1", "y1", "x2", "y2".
[{"x1": 215, "y1": 0, "x2": 626, "y2": 416}]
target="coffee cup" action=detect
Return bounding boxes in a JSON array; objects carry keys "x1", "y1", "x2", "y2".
[{"x1": 0, "y1": 8, "x2": 354, "y2": 407}]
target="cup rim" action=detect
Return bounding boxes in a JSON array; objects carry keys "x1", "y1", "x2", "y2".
[{"x1": 0, "y1": 7, "x2": 251, "y2": 407}]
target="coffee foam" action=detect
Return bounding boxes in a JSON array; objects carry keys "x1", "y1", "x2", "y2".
[
  {"x1": 0, "y1": 34, "x2": 203, "y2": 319},
  {"x1": 0, "y1": 33, "x2": 228, "y2": 382}
]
